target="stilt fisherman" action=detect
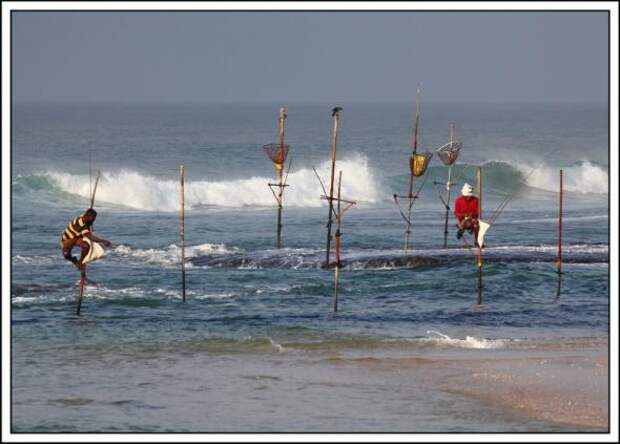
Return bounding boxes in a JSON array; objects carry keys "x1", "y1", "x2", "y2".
[
  {"x1": 61, "y1": 208, "x2": 111, "y2": 268},
  {"x1": 454, "y1": 183, "x2": 479, "y2": 243}
]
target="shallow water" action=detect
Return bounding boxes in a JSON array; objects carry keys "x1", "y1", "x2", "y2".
[{"x1": 10, "y1": 102, "x2": 609, "y2": 432}]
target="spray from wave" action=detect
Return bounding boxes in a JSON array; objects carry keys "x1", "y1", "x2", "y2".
[
  {"x1": 34, "y1": 156, "x2": 378, "y2": 211},
  {"x1": 517, "y1": 160, "x2": 608, "y2": 194}
]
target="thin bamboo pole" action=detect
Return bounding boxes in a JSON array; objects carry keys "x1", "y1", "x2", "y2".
[
  {"x1": 333, "y1": 171, "x2": 343, "y2": 312},
  {"x1": 556, "y1": 169, "x2": 563, "y2": 298},
  {"x1": 404, "y1": 87, "x2": 421, "y2": 256},
  {"x1": 476, "y1": 167, "x2": 483, "y2": 305},
  {"x1": 557, "y1": 169, "x2": 563, "y2": 275},
  {"x1": 325, "y1": 107, "x2": 341, "y2": 267},
  {"x1": 442, "y1": 165, "x2": 453, "y2": 249},
  {"x1": 76, "y1": 266, "x2": 86, "y2": 315},
  {"x1": 276, "y1": 108, "x2": 286, "y2": 249},
  {"x1": 180, "y1": 164, "x2": 186, "y2": 303},
  {"x1": 442, "y1": 125, "x2": 455, "y2": 248}
]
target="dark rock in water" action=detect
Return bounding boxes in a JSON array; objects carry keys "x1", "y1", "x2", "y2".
[
  {"x1": 350, "y1": 256, "x2": 440, "y2": 269},
  {"x1": 188, "y1": 246, "x2": 606, "y2": 270}
]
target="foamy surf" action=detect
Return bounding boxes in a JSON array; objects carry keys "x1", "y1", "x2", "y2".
[
  {"x1": 38, "y1": 156, "x2": 379, "y2": 211},
  {"x1": 425, "y1": 330, "x2": 507, "y2": 349},
  {"x1": 112, "y1": 242, "x2": 236, "y2": 267}
]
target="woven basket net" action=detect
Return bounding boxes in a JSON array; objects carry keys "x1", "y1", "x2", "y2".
[
  {"x1": 410, "y1": 152, "x2": 433, "y2": 177},
  {"x1": 436, "y1": 141, "x2": 462, "y2": 166},
  {"x1": 263, "y1": 144, "x2": 290, "y2": 169}
]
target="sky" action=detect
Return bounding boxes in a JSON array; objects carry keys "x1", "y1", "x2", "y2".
[{"x1": 11, "y1": 11, "x2": 609, "y2": 103}]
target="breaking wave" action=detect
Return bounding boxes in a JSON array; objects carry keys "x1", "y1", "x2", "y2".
[
  {"x1": 517, "y1": 160, "x2": 608, "y2": 194},
  {"x1": 13, "y1": 156, "x2": 378, "y2": 211},
  {"x1": 421, "y1": 160, "x2": 608, "y2": 197},
  {"x1": 12, "y1": 157, "x2": 607, "y2": 211}
]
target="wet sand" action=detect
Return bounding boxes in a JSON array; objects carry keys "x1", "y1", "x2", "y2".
[
  {"x1": 332, "y1": 340, "x2": 608, "y2": 431},
  {"x1": 440, "y1": 350, "x2": 608, "y2": 430}
]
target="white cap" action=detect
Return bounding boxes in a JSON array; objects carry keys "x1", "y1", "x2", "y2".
[{"x1": 461, "y1": 183, "x2": 473, "y2": 196}]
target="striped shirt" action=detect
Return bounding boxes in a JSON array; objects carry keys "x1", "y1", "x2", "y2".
[{"x1": 61, "y1": 216, "x2": 91, "y2": 241}]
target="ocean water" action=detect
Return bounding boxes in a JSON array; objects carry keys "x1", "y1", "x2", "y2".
[{"x1": 10, "y1": 102, "x2": 609, "y2": 433}]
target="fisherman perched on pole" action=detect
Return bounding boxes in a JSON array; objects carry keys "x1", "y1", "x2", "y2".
[
  {"x1": 454, "y1": 183, "x2": 479, "y2": 244},
  {"x1": 60, "y1": 208, "x2": 111, "y2": 269}
]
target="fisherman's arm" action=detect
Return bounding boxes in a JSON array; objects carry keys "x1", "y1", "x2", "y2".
[{"x1": 86, "y1": 232, "x2": 111, "y2": 246}]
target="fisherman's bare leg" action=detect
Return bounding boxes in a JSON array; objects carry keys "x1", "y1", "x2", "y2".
[
  {"x1": 61, "y1": 238, "x2": 80, "y2": 268},
  {"x1": 75, "y1": 238, "x2": 90, "y2": 266},
  {"x1": 457, "y1": 219, "x2": 479, "y2": 244}
]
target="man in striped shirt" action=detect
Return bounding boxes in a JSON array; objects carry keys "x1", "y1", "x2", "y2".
[{"x1": 61, "y1": 208, "x2": 111, "y2": 268}]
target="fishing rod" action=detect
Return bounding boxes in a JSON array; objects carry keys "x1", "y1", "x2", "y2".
[
  {"x1": 263, "y1": 107, "x2": 291, "y2": 249},
  {"x1": 393, "y1": 86, "x2": 432, "y2": 256},
  {"x1": 90, "y1": 170, "x2": 101, "y2": 209}
]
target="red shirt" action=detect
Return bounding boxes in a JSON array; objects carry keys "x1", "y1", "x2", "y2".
[{"x1": 454, "y1": 196, "x2": 479, "y2": 222}]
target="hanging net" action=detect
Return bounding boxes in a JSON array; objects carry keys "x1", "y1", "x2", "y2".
[
  {"x1": 263, "y1": 143, "x2": 290, "y2": 170},
  {"x1": 436, "y1": 141, "x2": 462, "y2": 166},
  {"x1": 410, "y1": 152, "x2": 433, "y2": 177}
]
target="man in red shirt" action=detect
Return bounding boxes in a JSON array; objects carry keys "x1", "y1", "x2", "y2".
[{"x1": 454, "y1": 183, "x2": 479, "y2": 242}]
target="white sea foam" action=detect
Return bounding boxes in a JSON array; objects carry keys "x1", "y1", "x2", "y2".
[
  {"x1": 44, "y1": 156, "x2": 379, "y2": 211},
  {"x1": 518, "y1": 161, "x2": 608, "y2": 195},
  {"x1": 12, "y1": 295, "x2": 72, "y2": 305},
  {"x1": 268, "y1": 337, "x2": 288, "y2": 353},
  {"x1": 12, "y1": 255, "x2": 56, "y2": 265},
  {"x1": 112, "y1": 242, "x2": 235, "y2": 266},
  {"x1": 484, "y1": 243, "x2": 608, "y2": 254},
  {"x1": 193, "y1": 292, "x2": 237, "y2": 300},
  {"x1": 424, "y1": 330, "x2": 507, "y2": 349}
]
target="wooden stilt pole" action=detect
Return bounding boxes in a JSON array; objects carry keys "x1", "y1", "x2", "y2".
[
  {"x1": 442, "y1": 164, "x2": 453, "y2": 249},
  {"x1": 556, "y1": 169, "x2": 563, "y2": 297},
  {"x1": 76, "y1": 265, "x2": 86, "y2": 315},
  {"x1": 404, "y1": 87, "x2": 421, "y2": 256},
  {"x1": 276, "y1": 109, "x2": 286, "y2": 248},
  {"x1": 476, "y1": 167, "x2": 483, "y2": 305},
  {"x1": 319, "y1": 169, "x2": 356, "y2": 313},
  {"x1": 325, "y1": 107, "x2": 342, "y2": 268},
  {"x1": 334, "y1": 171, "x2": 343, "y2": 312},
  {"x1": 442, "y1": 125, "x2": 455, "y2": 248},
  {"x1": 180, "y1": 164, "x2": 186, "y2": 303},
  {"x1": 557, "y1": 169, "x2": 563, "y2": 274}
]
